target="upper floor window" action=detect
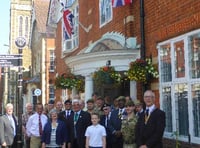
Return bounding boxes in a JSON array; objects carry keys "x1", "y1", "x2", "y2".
[
  {"x1": 49, "y1": 50, "x2": 55, "y2": 72},
  {"x1": 62, "y1": 5, "x2": 79, "y2": 52},
  {"x1": 49, "y1": 85, "x2": 55, "y2": 100},
  {"x1": 158, "y1": 29, "x2": 200, "y2": 144},
  {"x1": 99, "y1": 0, "x2": 112, "y2": 27},
  {"x1": 19, "y1": 16, "x2": 23, "y2": 36},
  {"x1": 25, "y1": 17, "x2": 29, "y2": 39}
]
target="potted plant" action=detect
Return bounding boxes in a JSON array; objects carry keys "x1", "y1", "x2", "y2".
[
  {"x1": 93, "y1": 66, "x2": 122, "y2": 86},
  {"x1": 126, "y1": 58, "x2": 159, "y2": 83}
]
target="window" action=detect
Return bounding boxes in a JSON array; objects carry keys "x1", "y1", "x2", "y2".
[
  {"x1": 19, "y1": 16, "x2": 23, "y2": 36},
  {"x1": 62, "y1": 5, "x2": 79, "y2": 52},
  {"x1": 49, "y1": 85, "x2": 55, "y2": 100},
  {"x1": 158, "y1": 29, "x2": 200, "y2": 144},
  {"x1": 49, "y1": 50, "x2": 55, "y2": 72},
  {"x1": 162, "y1": 87, "x2": 172, "y2": 132},
  {"x1": 99, "y1": 0, "x2": 112, "y2": 27},
  {"x1": 192, "y1": 84, "x2": 200, "y2": 137},
  {"x1": 25, "y1": 17, "x2": 29, "y2": 40}
]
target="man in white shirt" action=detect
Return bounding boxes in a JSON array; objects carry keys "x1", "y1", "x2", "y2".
[{"x1": 26, "y1": 103, "x2": 48, "y2": 148}]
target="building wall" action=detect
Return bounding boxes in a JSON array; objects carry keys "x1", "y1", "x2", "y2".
[
  {"x1": 131, "y1": 0, "x2": 200, "y2": 147},
  {"x1": 54, "y1": 22, "x2": 69, "y2": 101},
  {"x1": 54, "y1": 1, "x2": 135, "y2": 101}
]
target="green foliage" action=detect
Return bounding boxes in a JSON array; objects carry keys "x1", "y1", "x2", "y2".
[
  {"x1": 93, "y1": 66, "x2": 122, "y2": 86},
  {"x1": 126, "y1": 58, "x2": 159, "y2": 83},
  {"x1": 55, "y1": 73, "x2": 84, "y2": 92}
]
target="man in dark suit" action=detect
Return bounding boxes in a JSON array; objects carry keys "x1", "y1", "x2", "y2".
[
  {"x1": 0, "y1": 103, "x2": 18, "y2": 148},
  {"x1": 100, "y1": 103, "x2": 112, "y2": 148},
  {"x1": 59, "y1": 99, "x2": 73, "y2": 148},
  {"x1": 109, "y1": 96, "x2": 126, "y2": 148},
  {"x1": 136, "y1": 90, "x2": 166, "y2": 148},
  {"x1": 67, "y1": 99, "x2": 91, "y2": 148}
]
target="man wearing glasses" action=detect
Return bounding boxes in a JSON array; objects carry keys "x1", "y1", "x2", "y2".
[{"x1": 136, "y1": 90, "x2": 166, "y2": 148}]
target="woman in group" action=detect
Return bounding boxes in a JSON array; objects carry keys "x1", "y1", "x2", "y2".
[
  {"x1": 121, "y1": 100, "x2": 137, "y2": 148},
  {"x1": 41, "y1": 109, "x2": 68, "y2": 148}
]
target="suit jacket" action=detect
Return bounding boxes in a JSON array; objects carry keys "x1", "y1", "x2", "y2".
[
  {"x1": 100, "y1": 114, "x2": 112, "y2": 146},
  {"x1": 0, "y1": 114, "x2": 18, "y2": 146},
  {"x1": 67, "y1": 110, "x2": 91, "y2": 148},
  {"x1": 58, "y1": 110, "x2": 73, "y2": 144},
  {"x1": 135, "y1": 108, "x2": 166, "y2": 148},
  {"x1": 108, "y1": 108, "x2": 126, "y2": 145}
]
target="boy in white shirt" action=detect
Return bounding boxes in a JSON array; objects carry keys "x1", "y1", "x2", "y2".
[{"x1": 85, "y1": 112, "x2": 106, "y2": 148}]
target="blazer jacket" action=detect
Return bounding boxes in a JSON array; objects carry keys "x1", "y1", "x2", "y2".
[
  {"x1": 135, "y1": 108, "x2": 166, "y2": 148},
  {"x1": 68, "y1": 110, "x2": 91, "y2": 148},
  {"x1": 0, "y1": 114, "x2": 18, "y2": 146},
  {"x1": 41, "y1": 119, "x2": 69, "y2": 145}
]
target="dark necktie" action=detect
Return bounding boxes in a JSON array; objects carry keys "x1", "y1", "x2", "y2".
[
  {"x1": 74, "y1": 112, "x2": 78, "y2": 122},
  {"x1": 146, "y1": 109, "x2": 149, "y2": 116},
  {"x1": 145, "y1": 109, "x2": 149, "y2": 124},
  {"x1": 118, "y1": 109, "x2": 122, "y2": 119},
  {"x1": 39, "y1": 115, "x2": 42, "y2": 136},
  {"x1": 66, "y1": 110, "x2": 70, "y2": 118}
]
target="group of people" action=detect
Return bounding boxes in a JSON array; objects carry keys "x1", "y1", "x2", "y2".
[{"x1": 0, "y1": 90, "x2": 166, "y2": 148}]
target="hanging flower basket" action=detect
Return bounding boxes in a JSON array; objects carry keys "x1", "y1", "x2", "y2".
[
  {"x1": 126, "y1": 58, "x2": 159, "y2": 83},
  {"x1": 93, "y1": 66, "x2": 122, "y2": 86},
  {"x1": 55, "y1": 73, "x2": 85, "y2": 91},
  {"x1": 55, "y1": 73, "x2": 77, "y2": 90}
]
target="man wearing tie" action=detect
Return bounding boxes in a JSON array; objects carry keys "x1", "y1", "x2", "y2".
[
  {"x1": 67, "y1": 99, "x2": 91, "y2": 148},
  {"x1": 100, "y1": 103, "x2": 112, "y2": 148},
  {"x1": 109, "y1": 96, "x2": 126, "y2": 148},
  {"x1": 136, "y1": 90, "x2": 166, "y2": 148},
  {"x1": 0, "y1": 103, "x2": 18, "y2": 148},
  {"x1": 26, "y1": 103, "x2": 48, "y2": 148}
]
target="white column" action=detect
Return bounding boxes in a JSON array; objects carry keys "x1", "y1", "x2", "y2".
[
  {"x1": 130, "y1": 80, "x2": 137, "y2": 100},
  {"x1": 72, "y1": 88, "x2": 78, "y2": 99},
  {"x1": 85, "y1": 75, "x2": 94, "y2": 102}
]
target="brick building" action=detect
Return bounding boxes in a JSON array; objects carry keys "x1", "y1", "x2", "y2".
[{"x1": 47, "y1": 0, "x2": 200, "y2": 147}]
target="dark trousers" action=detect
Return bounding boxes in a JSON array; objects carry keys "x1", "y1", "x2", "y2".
[
  {"x1": 111, "y1": 137, "x2": 123, "y2": 148},
  {"x1": 25, "y1": 137, "x2": 31, "y2": 148}
]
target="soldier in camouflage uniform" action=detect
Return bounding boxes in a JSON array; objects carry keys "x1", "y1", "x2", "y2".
[{"x1": 121, "y1": 100, "x2": 137, "y2": 148}]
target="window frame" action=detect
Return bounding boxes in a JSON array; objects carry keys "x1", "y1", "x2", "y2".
[
  {"x1": 99, "y1": 0, "x2": 113, "y2": 27},
  {"x1": 62, "y1": 5, "x2": 79, "y2": 53},
  {"x1": 49, "y1": 50, "x2": 55, "y2": 72},
  {"x1": 158, "y1": 29, "x2": 200, "y2": 144}
]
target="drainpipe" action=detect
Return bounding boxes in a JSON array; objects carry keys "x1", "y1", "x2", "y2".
[
  {"x1": 140, "y1": 0, "x2": 145, "y2": 60},
  {"x1": 140, "y1": 0, "x2": 149, "y2": 91}
]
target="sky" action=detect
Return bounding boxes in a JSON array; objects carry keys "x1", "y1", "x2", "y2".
[{"x1": 0, "y1": 0, "x2": 10, "y2": 54}]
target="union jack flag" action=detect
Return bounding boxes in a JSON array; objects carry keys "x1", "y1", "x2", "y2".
[
  {"x1": 63, "y1": 9, "x2": 74, "y2": 39},
  {"x1": 112, "y1": 0, "x2": 132, "y2": 7}
]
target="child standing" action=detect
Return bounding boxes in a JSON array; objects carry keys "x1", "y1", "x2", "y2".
[{"x1": 85, "y1": 112, "x2": 106, "y2": 148}]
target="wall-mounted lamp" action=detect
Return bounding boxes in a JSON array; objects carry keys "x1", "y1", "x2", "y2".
[{"x1": 106, "y1": 60, "x2": 111, "y2": 66}]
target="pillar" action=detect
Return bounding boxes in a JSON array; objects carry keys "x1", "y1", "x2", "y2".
[
  {"x1": 84, "y1": 75, "x2": 94, "y2": 102},
  {"x1": 130, "y1": 80, "x2": 137, "y2": 100}
]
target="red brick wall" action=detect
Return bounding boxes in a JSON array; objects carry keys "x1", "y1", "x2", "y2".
[
  {"x1": 54, "y1": 22, "x2": 69, "y2": 101},
  {"x1": 73, "y1": 0, "x2": 134, "y2": 55},
  {"x1": 133, "y1": 0, "x2": 200, "y2": 57}
]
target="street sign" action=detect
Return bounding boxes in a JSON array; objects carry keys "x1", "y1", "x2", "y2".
[
  {"x1": 0, "y1": 54, "x2": 20, "y2": 67},
  {"x1": 34, "y1": 88, "x2": 42, "y2": 96}
]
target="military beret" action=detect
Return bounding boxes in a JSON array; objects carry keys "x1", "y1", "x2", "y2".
[
  {"x1": 103, "y1": 103, "x2": 111, "y2": 108},
  {"x1": 117, "y1": 96, "x2": 126, "y2": 102},
  {"x1": 48, "y1": 100, "x2": 55, "y2": 104}
]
